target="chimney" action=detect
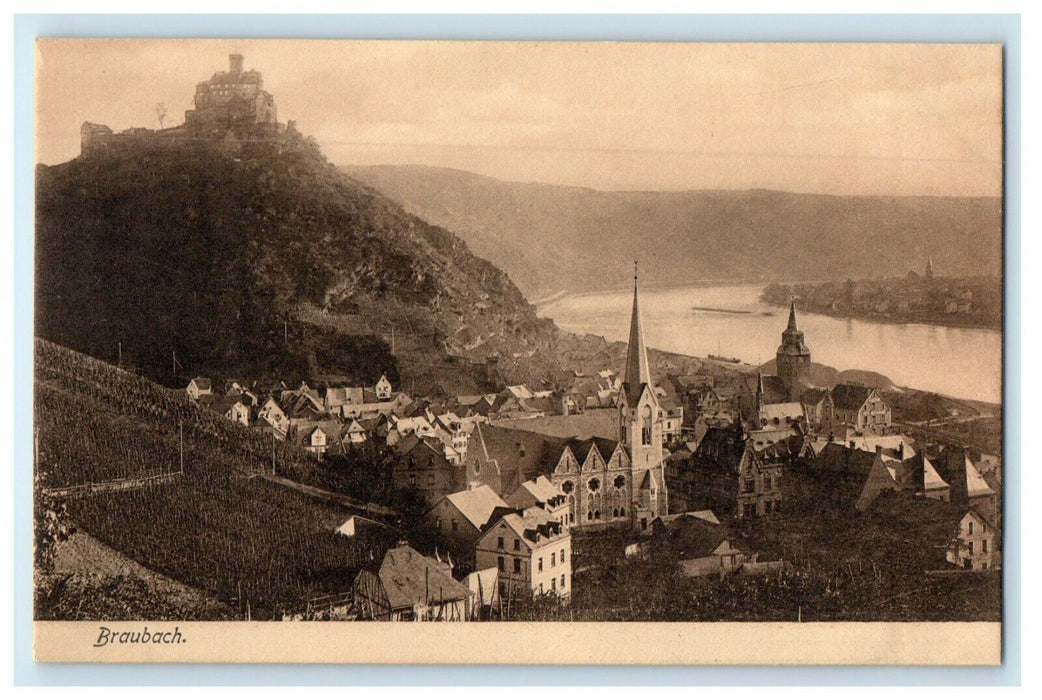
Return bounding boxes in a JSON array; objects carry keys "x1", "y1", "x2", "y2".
[
  {"x1": 898, "y1": 442, "x2": 905, "y2": 460},
  {"x1": 229, "y1": 53, "x2": 244, "y2": 75}
]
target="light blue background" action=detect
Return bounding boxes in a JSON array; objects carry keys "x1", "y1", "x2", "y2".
[{"x1": 12, "y1": 13, "x2": 1021, "y2": 686}]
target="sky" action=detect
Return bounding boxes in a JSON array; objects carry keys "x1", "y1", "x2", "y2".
[{"x1": 36, "y1": 39, "x2": 1003, "y2": 196}]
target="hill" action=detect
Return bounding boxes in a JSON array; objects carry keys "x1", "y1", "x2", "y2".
[
  {"x1": 343, "y1": 165, "x2": 1003, "y2": 299},
  {"x1": 34, "y1": 339, "x2": 400, "y2": 619},
  {"x1": 35, "y1": 130, "x2": 551, "y2": 396}
]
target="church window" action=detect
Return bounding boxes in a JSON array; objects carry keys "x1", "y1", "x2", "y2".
[
  {"x1": 587, "y1": 478, "x2": 600, "y2": 493},
  {"x1": 614, "y1": 475, "x2": 626, "y2": 489},
  {"x1": 587, "y1": 510, "x2": 594, "y2": 521},
  {"x1": 620, "y1": 507, "x2": 626, "y2": 517},
  {"x1": 594, "y1": 510, "x2": 601, "y2": 520},
  {"x1": 612, "y1": 507, "x2": 619, "y2": 517},
  {"x1": 561, "y1": 481, "x2": 574, "y2": 494}
]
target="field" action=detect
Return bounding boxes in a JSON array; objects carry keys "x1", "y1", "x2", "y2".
[{"x1": 34, "y1": 339, "x2": 399, "y2": 619}]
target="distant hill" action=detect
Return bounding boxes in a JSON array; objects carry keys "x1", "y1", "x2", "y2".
[
  {"x1": 35, "y1": 131, "x2": 553, "y2": 395},
  {"x1": 344, "y1": 165, "x2": 1003, "y2": 299}
]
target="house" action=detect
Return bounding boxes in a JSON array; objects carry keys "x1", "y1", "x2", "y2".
[
  {"x1": 374, "y1": 373, "x2": 394, "y2": 400},
  {"x1": 426, "y1": 485, "x2": 509, "y2": 562},
  {"x1": 505, "y1": 475, "x2": 569, "y2": 529},
  {"x1": 392, "y1": 434, "x2": 465, "y2": 504},
  {"x1": 257, "y1": 396, "x2": 289, "y2": 438},
  {"x1": 342, "y1": 418, "x2": 368, "y2": 445},
  {"x1": 800, "y1": 387, "x2": 834, "y2": 430},
  {"x1": 297, "y1": 424, "x2": 329, "y2": 456},
  {"x1": 211, "y1": 395, "x2": 250, "y2": 428},
  {"x1": 935, "y1": 446, "x2": 999, "y2": 526},
  {"x1": 949, "y1": 510, "x2": 999, "y2": 571},
  {"x1": 476, "y1": 507, "x2": 572, "y2": 599},
  {"x1": 831, "y1": 384, "x2": 892, "y2": 435},
  {"x1": 186, "y1": 377, "x2": 213, "y2": 401},
  {"x1": 352, "y1": 544, "x2": 471, "y2": 621},
  {"x1": 736, "y1": 441, "x2": 784, "y2": 518},
  {"x1": 855, "y1": 448, "x2": 950, "y2": 511},
  {"x1": 650, "y1": 514, "x2": 748, "y2": 579}
]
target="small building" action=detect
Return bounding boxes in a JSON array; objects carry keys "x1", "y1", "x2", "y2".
[
  {"x1": 426, "y1": 485, "x2": 509, "y2": 562},
  {"x1": 651, "y1": 513, "x2": 748, "y2": 579},
  {"x1": 736, "y1": 441, "x2": 784, "y2": 518},
  {"x1": 212, "y1": 395, "x2": 250, "y2": 428},
  {"x1": 257, "y1": 396, "x2": 289, "y2": 438},
  {"x1": 374, "y1": 374, "x2": 394, "y2": 400},
  {"x1": 506, "y1": 475, "x2": 569, "y2": 529},
  {"x1": 831, "y1": 384, "x2": 891, "y2": 435},
  {"x1": 352, "y1": 544, "x2": 471, "y2": 621},
  {"x1": 476, "y1": 507, "x2": 572, "y2": 600},
  {"x1": 186, "y1": 377, "x2": 213, "y2": 401},
  {"x1": 392, "y1": 434, "x2": 465, "y2": 504}
]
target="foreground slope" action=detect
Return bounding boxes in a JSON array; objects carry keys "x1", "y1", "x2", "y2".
[{"x1": 34, "y1": 339, "x2": 397, "y2": 619}]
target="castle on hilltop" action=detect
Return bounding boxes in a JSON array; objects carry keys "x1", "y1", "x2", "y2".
[{"x1": 81, "y1": 54, "x2": 285, "y2": 155}]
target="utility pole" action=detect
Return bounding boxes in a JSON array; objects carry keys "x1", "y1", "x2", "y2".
[
  {"x1": 284, "y1": 320, "x2": 288, "y2": 344},
  {"x1": 172, "y1": 350, "x2": 177, "y2": 377},
  {"x1": 118, "y1": 341, "x2": 122, "y2": 368},
  {"x1": 179, "y1": 420, "x2": 184, "y2": 475},
  {"x1": 271, "y1": 430, "x2": 276, "y2": 476}
]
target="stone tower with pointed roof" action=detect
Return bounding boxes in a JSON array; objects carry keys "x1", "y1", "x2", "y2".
[
  {"x1": 776, "y1": 300, "x2": 812, "y2": 401},
  {"x1": 617, "y1": 266, "x2": 668, "y2": 525}
]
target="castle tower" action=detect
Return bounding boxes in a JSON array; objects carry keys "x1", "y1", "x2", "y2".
[
  {"x1": 618, "y1": 265, "x2": 667, "y2": 525},
  {"x1": 229, "y1": 53, "x2": 244, "y2": 76},
  {"x1": 776, "y1": 299, "x2": 811, "y2": 401}
]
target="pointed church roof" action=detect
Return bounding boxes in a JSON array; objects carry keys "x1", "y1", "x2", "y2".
[
  {"x1": 787, "y1": 299, "x2": 799, "y2": 332},
  {"x1": 623, "y1": 266, "x2": 653, "y2": 403}
]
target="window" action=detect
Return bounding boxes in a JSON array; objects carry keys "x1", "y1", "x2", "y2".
[
  {"x1": 513, "y1": 558, "x2": 521, "y2": 574},
  {"x1": 561, "y1": 481, "x2": 574, "y2": 494},
  {"x1": 743, "y1": 477, "x2": 754, "y2": 493},
  {"x1": 968, "y1": 541, "x2": 974, "y2": 555},
  {"x1": 588, "y1": 478, "x2": 600, "y2": 493},
  {"x1": 428, "y1": 472, "x2": 435, "y2": 485},
  {"x1": 560, "y1": 548, "x2": 566, "y2": 563},
  {"x1": 614, "y1": 475, "x2": 626, "y2": 489},
  {"x1": 613, "y1": 507, "x2": 619, "y2": 518},
  {"x1": 561, "y1": 574, "x2": 566, "y2": 588},
  {"x1": 594, "y1": 510, "x2": 601, "y2": 520},
  {"x1": 497, "y1": 536, "x2": 504, "y2": 548},
  {"x1": 983, "y1": 539, "x2": 989, "y2": 553},
  {"x1": 497, "y1": 556, "x2": 504, "y2": 572},
  {"x1": 539, "y1": 583, "x2": 544, "y2": 595},
  {"x1": 538, "y1": 558, "x2": 543, "y2": 572},
  {"x1": 551, "y1": 552, "x2": 556, "y2": 567},
  {"x1": 968, "y1": 522, "x2": 974, "y2": 535},
  {"x1": 451, "y1": 519, "x2": 458, "y2": 532},
  {"x1": 514, "y1": 538, "x2": 521, "y2": 551},
  {"x1": 620, "y1": 507, "x2": 626, "y2": 517},
  {"x1": 587, "y1": 510, "x2": 593, "y2": 521},
  {"x1": 435, "y1": 517, "x2": 441, "y2": 530},
  {"x1": 763, "y1": 476, "x2": 772, "y2": 491},
  {"x1": 551, "y1": 578, "x2": 556, "y2": 591}
]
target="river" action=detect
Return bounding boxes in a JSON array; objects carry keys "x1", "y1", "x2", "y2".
[{"x1": 538, "y1": 284, "x2": 1002, "y2": 404}]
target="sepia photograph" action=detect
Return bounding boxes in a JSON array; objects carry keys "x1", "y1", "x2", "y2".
[{"x1": 30, "y1": 37, "x2": 1005, "y2": 664}]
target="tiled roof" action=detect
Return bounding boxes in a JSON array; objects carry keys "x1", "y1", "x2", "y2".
[
  {"x1": 444, "y1": 486, "x2": 509, "y2": 530},
  {"x1": 374, "y1": 545, "x2": 470, "y2": 610},
  {"x1": 831, "y1": 383, "x2": 873, "y2": 411}
]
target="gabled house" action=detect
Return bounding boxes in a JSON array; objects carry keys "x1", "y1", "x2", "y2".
[
  {"x1": 352, "y1": 544, "x2": 471, "y2": 621},
  {"x1": 426, "y1": 485, "x2": 509, "y2": 563},
  {"x1": 650, "y1": 514, "x2": 748, "y2": 579},
  {"x1": 374, "y1": 373, "x2": 394, "y2": 400},
  {"x1": 186, "y1": 377, "x2": 213, "y2": 401},
  {"x1": 506, "y1": 475, "x2": 569, "y2": 529},
  {"x1": 212, "y1": 395, "x2": 250, "y2": 428},
  {"x1": 476, "y1": 507, "x2": 572, "y2": 599},
  {"x1": 392, "y1": 434, "x2": 465, "y2": 504},
  {"x1": 831, "y1": 384, "x2": 892, "y2": 435},
  {"x1": 257, "y1": 396, "x2": 289, "y2": 438}
]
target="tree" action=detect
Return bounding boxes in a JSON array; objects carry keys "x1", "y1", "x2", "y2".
[{"x1": 34, "y1": 469, "x2": 71, "y2": 573}]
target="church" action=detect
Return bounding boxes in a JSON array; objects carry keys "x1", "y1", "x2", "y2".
[{"x1": 465, "y1": 270, "x2": 670, "y2": 531}]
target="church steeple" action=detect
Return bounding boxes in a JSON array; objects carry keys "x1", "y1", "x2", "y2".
[
  {"x1": 624, "y1": 262, "x2": 652, "y2": 401},
  {"x1": 787, "y1": 299, "x2": 799, "y2": 332}
]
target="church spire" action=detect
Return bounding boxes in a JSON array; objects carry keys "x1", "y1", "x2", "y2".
[
  {"x1": 624, "y1": 262, "x2": 652, "y2": 396},
  {"x1": 787, "y1": 298, "x2": 799, "y2": 332}
]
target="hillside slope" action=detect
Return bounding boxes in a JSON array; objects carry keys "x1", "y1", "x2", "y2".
[
  {"x1": 344, "y1": 165, "x2": 1003, "y2": 299},
  {"x1": 36, "y1": 131, "x2": 548, "y2": 395},
  {"x1": 34, "y1": 339, "x2": 398, "y2": 619}
]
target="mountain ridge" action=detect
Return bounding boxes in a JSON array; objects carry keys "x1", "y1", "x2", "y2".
[{"x1": 344, "y1": 164, "x2": 1003, "y2": 300}]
